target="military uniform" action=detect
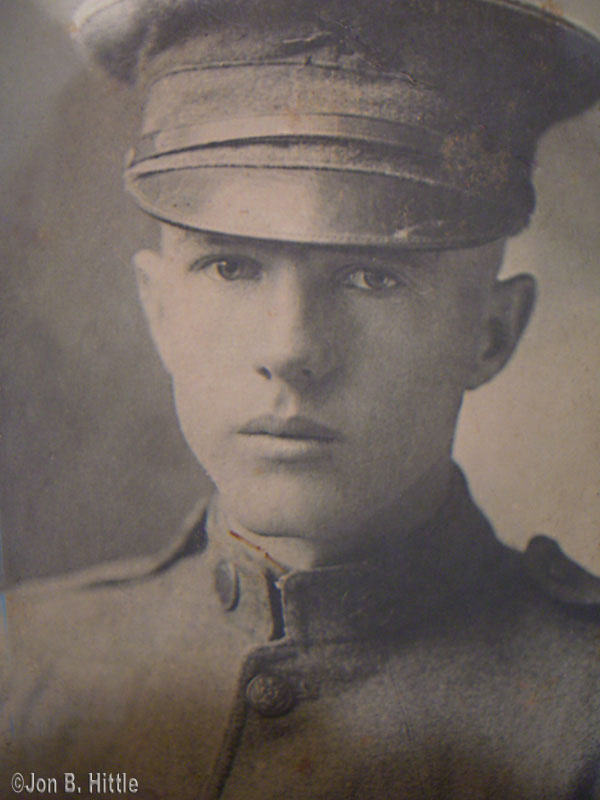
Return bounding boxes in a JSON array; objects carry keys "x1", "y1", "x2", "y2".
[
  {"x1": 2, "y1": 467, "x2": 600, "y2": 799},
  {"x1": 2, "y1": 0, "x2": 599, "y2": 797}
]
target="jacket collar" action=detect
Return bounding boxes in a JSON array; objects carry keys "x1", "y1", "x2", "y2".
[{"x1": 171, "y1": 465, "x2": 507, "y2": 645}]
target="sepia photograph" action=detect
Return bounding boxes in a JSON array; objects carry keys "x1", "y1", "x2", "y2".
[{"x1": 1, "y1": 0, "x2": 599, "y2": 797}]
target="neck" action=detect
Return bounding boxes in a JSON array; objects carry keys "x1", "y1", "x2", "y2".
[{"x1": 209, "y1": 460, "x2": 455, "y2": 572}]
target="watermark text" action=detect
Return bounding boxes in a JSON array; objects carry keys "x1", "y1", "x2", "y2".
[{"x1": 11, "y1": 772, "x2": 138, "y2": 795}]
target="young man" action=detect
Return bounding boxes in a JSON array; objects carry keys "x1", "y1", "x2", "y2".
[{"x1": 1, "y1": 0, "x2": 599, "y2": 798}]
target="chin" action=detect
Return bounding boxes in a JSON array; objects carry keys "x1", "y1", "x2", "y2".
[{"x1": 218, "y1": 473, "x2": 351, "y2": 540}]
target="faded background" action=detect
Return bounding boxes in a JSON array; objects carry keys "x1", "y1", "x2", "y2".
[{"x1": 0, "y1": 0, "x2": 599, "y2": 584}]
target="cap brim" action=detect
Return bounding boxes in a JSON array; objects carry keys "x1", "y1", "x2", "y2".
[{"x1": 126, "y1": 166, "x2": 524, "y2": 249}]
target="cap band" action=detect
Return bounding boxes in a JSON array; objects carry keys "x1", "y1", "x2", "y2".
[{"x1": 131, "y1": 113, "x2": 443, "y2": 164}]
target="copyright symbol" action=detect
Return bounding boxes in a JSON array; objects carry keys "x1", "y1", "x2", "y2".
[{"x1": 11, "y1": 772, "x2": 25, "y2": 792}]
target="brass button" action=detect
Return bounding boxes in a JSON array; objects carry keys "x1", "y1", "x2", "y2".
[
  {"x1": 246, "y1": 672, "x2": 295, "y2": 717},
  {"x1": 214, "y1": 560, "x2": 239, "y2": 611}
]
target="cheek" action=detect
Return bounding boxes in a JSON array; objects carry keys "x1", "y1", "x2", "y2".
[
  {"x1": 171, "y1": 372, "x2": 241, "y2": 479},
  {"x1": 156, "y1": 290, "x2": 233, "y2": 453},
  {"x1": 353, "y1": 300, "x2": 475, "y2": 393},
  {"x1": 159, "y1": 285, "x2": 247, "y2": 401},
  {"x1": 349, "y1": 301, "x2": 477, "y2": 452},
  {"x1": 166, "y1": 282, "x2": 264, "y2": 365},
  {"x1": 173, "y1": 384, "x2": 215, "y2": 459}
]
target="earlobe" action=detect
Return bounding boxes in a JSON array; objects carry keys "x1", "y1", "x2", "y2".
[
  {"x1": 466, "y1": 273, "x2": 536, "y2": 390},
  {"x1": 133, "y1": 249, "x2": 173, "y2": 373}
]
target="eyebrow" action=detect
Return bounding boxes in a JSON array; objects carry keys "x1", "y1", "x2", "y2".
[{"x1": 175, "y1": 225, "x2": 444, "y2": 272}]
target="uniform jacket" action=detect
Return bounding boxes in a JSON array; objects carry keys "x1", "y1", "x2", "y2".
[{"x1": 1, "y1": 467, "x2": 600, "y2": 799}]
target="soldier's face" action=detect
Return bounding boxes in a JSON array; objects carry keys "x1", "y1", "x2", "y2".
[{"x1": 136, "y1": 226, "x2": 533, "y2": 550}]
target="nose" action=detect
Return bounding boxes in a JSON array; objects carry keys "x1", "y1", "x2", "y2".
[{"x1": 255, "y1": 266, "x2": 339, "y2": 389}]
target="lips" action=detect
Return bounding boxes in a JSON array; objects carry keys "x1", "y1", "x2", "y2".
[{"x1": 239, "y1": 415, "x2": 339, "y2": 442}]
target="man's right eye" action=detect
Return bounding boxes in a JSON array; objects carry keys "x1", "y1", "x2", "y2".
[{"x1": 189, "y1": 256, "x2": 262, "y2": 281}]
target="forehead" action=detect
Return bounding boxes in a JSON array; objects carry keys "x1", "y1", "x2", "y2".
[{"x1": 159, "y1": 223, "x2": 504, "y2": 277}]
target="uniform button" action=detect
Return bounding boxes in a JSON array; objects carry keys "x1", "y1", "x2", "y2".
[
  {"x1": 246, "y1": 672, "x2": 295, "y2": 717},
  {"x1": 214, "y1": 560, "x2": 239, "y2": 611}
]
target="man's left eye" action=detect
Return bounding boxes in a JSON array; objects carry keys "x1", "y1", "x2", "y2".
[
  {"x1": 341, "y1": 268, "x2": 400, "y2": 292},
  {"x1": 189, "y1": 256, "x2": 261, "y2": 281}
]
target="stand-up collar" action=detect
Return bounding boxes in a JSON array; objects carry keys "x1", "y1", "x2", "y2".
[{"x1": 195, "y1": 465, "x2": 506, "y2": 645}]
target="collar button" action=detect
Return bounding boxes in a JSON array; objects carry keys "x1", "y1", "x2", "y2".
[
  {"x1": 214, "y1": 560, "x2": 240, "y2": 611},
  {"x1": 246, "y1": 672, "x2": 295, "y2": 717}
]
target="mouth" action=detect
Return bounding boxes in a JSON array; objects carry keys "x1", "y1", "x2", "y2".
[
  {"x1": 239, "y1": 415, "x2": 339, "y2": 442},
  {"x1": 238, "y1": 415, "x2": 340, "y2": 461}
]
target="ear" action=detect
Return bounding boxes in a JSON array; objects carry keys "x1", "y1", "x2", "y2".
[
  {"x1": 133, "y1": 249, "x2": 173, "y2": 374},
  {"x1": 466, "y1": 273, "x2": 536, "y2": 390}
]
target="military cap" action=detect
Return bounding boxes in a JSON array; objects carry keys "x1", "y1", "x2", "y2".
[{"x1": 73, "y1": 0, "x2": 600, "y2": 248}]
